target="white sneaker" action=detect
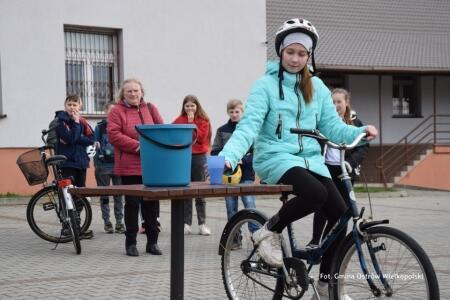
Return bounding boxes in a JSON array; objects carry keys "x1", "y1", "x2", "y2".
[
  {"x1": 184, "y1": 224, "x2": 192, "y2": 235},
  {"x1": 310, "y1": 280, "x2": 329, "y2": 300},
  {"x1": 198, "y1": 224, "x2": 211, "y2": 236},
  {"x1": 251, "y1": 223, "x2": 283, "y2": 267}
]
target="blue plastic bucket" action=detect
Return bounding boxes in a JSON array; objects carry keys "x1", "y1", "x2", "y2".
[{"x1": 136, "y1": 124, "x2": 196, "y2": 187}]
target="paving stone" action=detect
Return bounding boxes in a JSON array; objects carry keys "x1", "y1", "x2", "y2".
[{"x1": 0, "y1": 190, "x2": 448, "y2": 299}]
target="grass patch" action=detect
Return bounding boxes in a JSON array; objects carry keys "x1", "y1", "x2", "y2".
[
  {"x1": 354, "y1": 186, "x2": 397, "y2": 193},
  {"x1": 0, "y1": 192, "x2": 25, "y2": 198}
]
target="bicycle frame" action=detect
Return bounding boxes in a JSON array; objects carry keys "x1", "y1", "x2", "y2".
[
  {"x1": 38, "y1": 133, "x2": 77, "y2": 237},
  {"x1": 283, "y1": 130, "x2": 392, "y2": 295}
]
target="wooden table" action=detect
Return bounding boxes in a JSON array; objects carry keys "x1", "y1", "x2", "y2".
[{"x1": 69, "y1": 182, "x2": 292, "y2": 300}]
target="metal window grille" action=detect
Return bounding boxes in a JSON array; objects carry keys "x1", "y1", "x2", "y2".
[{"x1": 64, "y1": 29, "x2": 120, "y2": 114}]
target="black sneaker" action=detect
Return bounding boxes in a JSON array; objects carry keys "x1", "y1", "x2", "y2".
[
  {"x1": 231, "y1": 232, "x2": 243, "y2": 250},
  {"x1": 115, "y1": 223, "x2": 126, "y2": 234},
  {"x1": 80, "y1": 230, "x2": 94, "y2": 240},
  {"x1": 126, "y1": 244, "x2": 139, "y2": 257},
  {"x1": 104, "y1": 222, "x2": 114, "y2": 234},
  {"x1": 146, "y1": 243, "x2": 162, "y2": 255}
]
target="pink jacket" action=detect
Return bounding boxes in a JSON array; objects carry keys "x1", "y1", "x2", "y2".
[{"x1": 108, "y1": 99, "x2": 164, "y2": 176}]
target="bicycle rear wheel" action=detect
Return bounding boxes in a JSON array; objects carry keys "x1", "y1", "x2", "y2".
[
  {"x1": 68, "y1": 209, "x2": 81, "y2": 254},
  {"x1": 27, "y1": 186, "x2": 92, "y2": 243},
  {"x1": 221, "y1": 210, "x2": 285, "y2": 300},
  {"x1": 331, "y1": 226, "x2": 439, "y2": 299}
]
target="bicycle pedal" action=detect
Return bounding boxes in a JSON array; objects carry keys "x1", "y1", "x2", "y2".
[
  {"x1": 42, "y1": 202, "x2": 55, "y2": 211},
  {"x1": 283, "y1": 257, "x2": 309, "y2": 291}
]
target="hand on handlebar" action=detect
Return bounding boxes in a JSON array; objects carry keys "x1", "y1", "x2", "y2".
[
  {"x1": 225, "y1": 160, "x2": 232, "y2": 170},
  {"x1": 364, "y1": 125, "x2": 378, "y2": 141}
]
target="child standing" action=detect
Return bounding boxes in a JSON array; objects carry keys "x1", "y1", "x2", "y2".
[
  {"x1": 211, "y1": 99, "x2": 257, "y2": 246},
  {"x1": 307, "y1": 88, "x2": 369, "y2": 248},
  {"x1": 55, "y1": 94, "x2": 95, "y2": 238},
  {"x1": 173, "y1": 95, "x2": 212, "y2": 236},
  {"x1": 94, "y1": 103, "x2": 125, "y2": 234}
]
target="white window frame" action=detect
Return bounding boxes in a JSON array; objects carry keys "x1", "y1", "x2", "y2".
[{"x1": 64, "y1": 27, "x2": 120, "y2": 114}]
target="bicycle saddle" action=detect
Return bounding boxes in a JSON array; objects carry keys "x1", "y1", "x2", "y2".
[{"x1": 45, "y1": 155, "x2": 67, "y2": 166}]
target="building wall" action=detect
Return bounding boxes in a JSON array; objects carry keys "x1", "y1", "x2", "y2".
[
  {"x1": 0, "y1": 0, "x2": 266, "y2": 194},
  {"x1": 348, "y1": 74, "x2": 450, "y2": 144},
  {"x1": 0, "y1": 0, "x2": 266, "y2": 147},
  {"x1": 399, "y1": 146, "x2": 450, "y2": 191}
]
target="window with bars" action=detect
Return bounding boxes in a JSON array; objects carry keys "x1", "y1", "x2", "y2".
[
  {"x1": 64, "y1": 27, "x2": 120, "y2": 114},
  {"x1": 392, "y1": 76, "x2": 421, "y2": 117}
]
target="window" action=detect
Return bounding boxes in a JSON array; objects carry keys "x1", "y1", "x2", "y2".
[
  {"x1": 392, "y1": 76, "x2": 421, "y2": 117},
  {"x1": 320, "y1": 73, "x2": 347, "y2": 90},
  {"x1": 64, "y1": 27, "x2": 120, "y2": 114}
]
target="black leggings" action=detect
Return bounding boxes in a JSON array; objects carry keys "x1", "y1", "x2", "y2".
[
  {"x1": 310, "y1": 164, "x2": 352, "y2": 245},
  {"x1": 269, "y1": 167, "x2": 348, "y2": 278}
]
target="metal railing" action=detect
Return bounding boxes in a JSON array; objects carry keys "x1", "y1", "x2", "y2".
[{"x1": 376, "y1": 114, "x2": 450, "y2": 186}]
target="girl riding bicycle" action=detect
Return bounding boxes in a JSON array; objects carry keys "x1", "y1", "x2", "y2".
[{"x1": 219, "y1": 17, "x2": 377, "y2": 298}]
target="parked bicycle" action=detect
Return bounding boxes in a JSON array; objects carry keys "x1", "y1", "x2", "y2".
[
  {"x1": 16, "y1": 128, "x2": 92, "y2": 254},
  {"x1": 219, "y1": 129, "x2": 439, "y2": 299}
]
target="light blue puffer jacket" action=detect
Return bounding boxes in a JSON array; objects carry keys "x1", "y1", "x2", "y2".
[{"x1": 219, "y1": 61, "x2": 366, "y2": 184}]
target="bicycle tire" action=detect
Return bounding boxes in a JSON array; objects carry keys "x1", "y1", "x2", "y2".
[
  {"x1": 220, "y1": 210, "x2": 285, "y2": 300},
  {"x1": 330, "y1": 226, "x2": 439, "y2": 299},
  {"x1": 68, "y1": 209, "x2": 81, "y2": 254},
  {"x1": 26, "y1": 186, "x2": 92, "y2": 243}
]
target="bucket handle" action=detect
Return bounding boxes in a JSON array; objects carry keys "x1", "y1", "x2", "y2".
[{"x1": 135, "y1": 126, "x2": 197, "y2": 150}]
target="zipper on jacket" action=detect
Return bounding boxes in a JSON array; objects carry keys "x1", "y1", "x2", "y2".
[
  {"x1": 276, "y1": 114, "x2": 283, "y2": 139},
  {"x1": 137, "y1": 105, "x2": 145, "y2": 124},
  {"x1": 294, "y1": 75, "x2": 303, "y2": 152}
]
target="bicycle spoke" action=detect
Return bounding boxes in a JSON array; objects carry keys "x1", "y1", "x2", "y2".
[{"x1": 335, "y1": 226, "x2": 438, "y2": 300}]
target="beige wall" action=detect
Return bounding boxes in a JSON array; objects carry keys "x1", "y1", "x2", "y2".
[
  {"x1": 399, "y1": 146, "x2": 450, "y2": 191},
  {"x1": 1, "y1": 148, "x2": 96, "y2": 196}
]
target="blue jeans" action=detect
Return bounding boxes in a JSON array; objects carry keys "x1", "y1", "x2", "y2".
[
  {"x1": 95, "y1": 168, "x2": 123, "y2": 225},
  {"x1": 225, "y1": 180, "x2": 258, "y2": 232}
]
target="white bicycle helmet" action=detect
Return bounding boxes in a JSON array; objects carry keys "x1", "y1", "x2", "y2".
[
  {"x1": 275, "y1": 18, "x2": 319, "y2": 56},
  {"x1": 86, "y1": 145, "x2": 96, "y2": 159}
]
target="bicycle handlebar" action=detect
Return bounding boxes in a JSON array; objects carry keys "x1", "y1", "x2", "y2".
[
  {"x1": 290, "y1": 128, "x2": 367, "y2": 150},
  {"x1": 41, "y1": 123, "x2": 58, "y2": 147}
]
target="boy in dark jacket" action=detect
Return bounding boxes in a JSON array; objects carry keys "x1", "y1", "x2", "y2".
[
  {"x1": 55, "y1": 94, "x2": 95, "y2": 238},
  {"x1": 94, "y1": 103, "x2": 124, "y2": 234},
  {"x1": 211, "y1": 99, "x2": 257, "y2": 248}
]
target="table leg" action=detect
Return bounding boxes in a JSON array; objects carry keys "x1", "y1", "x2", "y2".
[{"x1": 171, "y1": 200, "x2": 184, "y2": 300}]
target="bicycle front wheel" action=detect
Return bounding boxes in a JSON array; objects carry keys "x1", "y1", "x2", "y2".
[
  {"x1": 27, "y1": 186, "x2": 92, "y2": 243},
  {"x1": 68, "y1": 209, "x2": 81, "y2": 254},
  {"x1": 221, "y1": 210, "x2": 285, "y2": 300},
  {"x1": 331, "y1": 226, "x2": 439, "y2": 299}
]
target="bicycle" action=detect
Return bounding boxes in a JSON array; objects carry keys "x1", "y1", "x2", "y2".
[
  {"x1": 219, "y1": 129, "x2": 439, "y2": 299},
  {"x1": 16, "y1": 128, "x2": 93, "y2": 254}
]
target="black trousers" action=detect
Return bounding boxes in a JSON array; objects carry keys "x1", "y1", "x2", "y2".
[
  {"x1": 60, "y1": 167, "x2": 86, "y2": 187},
  {"x1": 121, "y1": 176, "x2": 160, "y2": 247},
  {"x1": 269, "y1": 167, "x2": 347, "y2": 278},
  {"x1": 310, "y1": 165, "x2": 352, "y2": 245}
]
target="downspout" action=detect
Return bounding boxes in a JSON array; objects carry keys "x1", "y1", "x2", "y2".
[
  {"x1": 378, "y1": 75, "x2": 385, "y2": 187},
  {"x1": 433, "y1": 75, "x2": 436, "y2": 152},
  {"x1": 0, "y1": 53, "x2": 6, "y2": 119}
]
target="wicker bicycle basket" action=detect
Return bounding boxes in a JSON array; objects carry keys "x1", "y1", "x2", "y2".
[{"x1": 16, "y1": 149, "x2": 49, "y2": 186}]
